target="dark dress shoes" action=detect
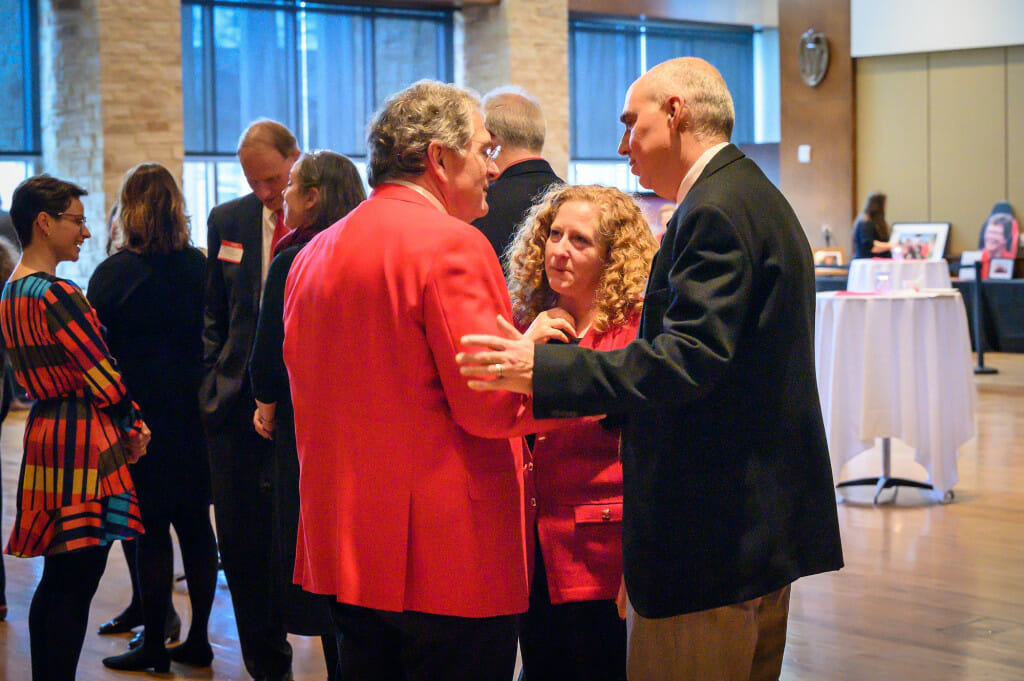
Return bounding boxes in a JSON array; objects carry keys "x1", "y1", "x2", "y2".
[
  {"x1": 127, "y1": 610, "x2": 182, "y2": 649},
  {"x1": 102, "y1": 646, "x2": 171, "y2": 673},
  {"x1": 257, "y1": 672, "x2": 294, "y2": 681},
  {"x1": 168, "y1": 639, "x2": 214, "y2": 667},
  {"x1": 97, "y1": 607, "x2": 142, "y2": 635}
]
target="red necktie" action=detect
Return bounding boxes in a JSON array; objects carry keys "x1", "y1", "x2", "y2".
[{"x1": 271, "y1": 210, "x2": 288, "y2": 252}]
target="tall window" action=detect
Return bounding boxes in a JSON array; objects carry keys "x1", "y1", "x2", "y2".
[
  {"x1": 0, "y1": 0, "x2": 40, "y2": 208},
  {"x1": 181, "y1": 0, "x2": 453, "y2": 245},
  {"x1": 569, "y1": 17, "x2": 771, "y2": 191}
]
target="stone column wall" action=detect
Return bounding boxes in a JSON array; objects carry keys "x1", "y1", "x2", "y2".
[
  {"x1": 39, "y1": 0, "x2": 182, "y2": 283},
  {"x1": 461, "y1": 0, "x2": 570, "y2": 178}
]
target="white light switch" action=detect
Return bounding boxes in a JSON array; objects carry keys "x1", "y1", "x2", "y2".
[{"x1": 798, "y1": 145, "x2": 811, "y2": 163}]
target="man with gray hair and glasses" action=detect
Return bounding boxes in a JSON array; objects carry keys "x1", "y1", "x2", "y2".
[
  {"x1": 282, "y1": 80, "x2": 553, "y2": 681},
  {"x1": 472, "y1": 86, "x2": 562, "y2": 258}
]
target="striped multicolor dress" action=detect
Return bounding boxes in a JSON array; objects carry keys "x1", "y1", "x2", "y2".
[{"x1": 0, "y1": 272, "x2": 144, "y2": 557}]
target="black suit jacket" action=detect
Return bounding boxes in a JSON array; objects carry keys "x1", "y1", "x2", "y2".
[
  {"x1": 200, "y1": 192, "x2": 265, "y2": 428},
  {"x1": 533, "y1": 145, "x2": 843, "y2": 618},
  {"x1": 472, "y1": 159, "x2": 562, "y2": 257}
]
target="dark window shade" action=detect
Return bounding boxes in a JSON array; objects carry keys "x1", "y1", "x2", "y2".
[
  {"x1": 181, "y1": 1, "x2": 452, "y2": 157},
  {"x1": 646, "y1": 30, "x2": 754, "y2": 144},
  {"x1": 571, "y1": 27, "x2": 640, "y2": 160},
  {"x1": 0, "y1": 0, "x2": 39, "y2": 154},
  {"x1": 570, "y1": 19, "x2": 755, "y2": 160}
]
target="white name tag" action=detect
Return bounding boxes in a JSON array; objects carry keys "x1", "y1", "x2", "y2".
[{"x1": 218, "y1": 240, "x2": 244, "y2": 263}]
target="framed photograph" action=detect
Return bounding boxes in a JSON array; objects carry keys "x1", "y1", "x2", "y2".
[
  {"x1": 813, "y1": 247, "x2": 845, "y2": 267},
  {"x1": 989, "y1": 257, "x2": 1015, "y2": 280},
  {"x1": 891, "y1": 222, "x2": 950, "y2": 261},
  {"x1": 959, "y1": 250, "x2": 983, "y2": 280}
]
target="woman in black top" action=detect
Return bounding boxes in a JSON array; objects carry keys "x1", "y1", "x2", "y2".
[
  {"x1": 249, "y1": 150, "x2": 365, "y2": 681},
  {"x1": 852, "y1": 191, "x2": 894, "y2": 259},
  {"x1": 89, "y1": 163, "x2": 219, "y2": 672}
]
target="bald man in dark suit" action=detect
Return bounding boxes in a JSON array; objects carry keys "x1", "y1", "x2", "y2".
[{"x1": 458, "y1": 58, "x2": 843, "y2": 681}]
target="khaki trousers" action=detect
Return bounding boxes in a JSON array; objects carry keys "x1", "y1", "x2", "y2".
[{"x1": 625, "y1": 584, "x2": 791, "y2": 681}]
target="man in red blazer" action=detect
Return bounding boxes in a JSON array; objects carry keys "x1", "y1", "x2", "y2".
[{"x1": 282, "y1": 81, "x2": 544, "y2": 681}]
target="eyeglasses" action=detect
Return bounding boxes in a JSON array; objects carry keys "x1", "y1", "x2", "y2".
[
  {"x1": 53, "y1": 212, "x2": 88, "y2": 228},
  {"x1": 485, "y1": 145, "x2": 502, "y2": 163}
]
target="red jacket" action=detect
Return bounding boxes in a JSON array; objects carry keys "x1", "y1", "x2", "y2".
[
  {"x1": 283, "y1": 184, "x2": 542, "y2": 618},
  {"x1": 525, "y1": 316, "x2": 639, "y2": 604}
]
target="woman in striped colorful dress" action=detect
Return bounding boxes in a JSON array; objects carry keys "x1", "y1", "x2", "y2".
[{"x1": 1, "y1": 174, "x2": 151, "y2": 681}]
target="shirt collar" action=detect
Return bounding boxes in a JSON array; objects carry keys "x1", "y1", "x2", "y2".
[
  {"x1": 675, "y1": 142, "x2": 729, "y2": 204},
  {"x1": 390, "y1": 180, "x2": 447, "y2": 214}
]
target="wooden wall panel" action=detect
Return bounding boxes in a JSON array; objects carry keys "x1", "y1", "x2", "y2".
[
  {"x1": 929, "y1": 49, "x2": 1006, "y2": 254},
  {"x1": 568, "y1": 0, "x2": 777, "y2": 26},
  {"x1": 778, "y1": 0, "x2": 855, "y2": 249},
  {"x1": 855, "y1": 54, "x2": 929, "y2": 227},
  {"x1": 1008, "y1": 46, "x2": 1024, "y2": 217}
]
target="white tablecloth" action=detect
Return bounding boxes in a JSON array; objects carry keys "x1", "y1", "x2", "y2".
[
  {"x1": 847, "y1": 259, "x2": 951, "y2": 292},
  {"x1": 815, "y1": 291, "x2": 976, "y2": 496}
]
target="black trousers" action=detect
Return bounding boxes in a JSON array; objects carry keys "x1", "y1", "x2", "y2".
[
  {"x1": 206, "y1": 397, "x2": 291, "y2": 680},
  {"x1": 330, "y1": 602, "x2": 518, "y2": 681},
  {"x1": 518, "y1": 536, "x2": 627, "y2": 681}
]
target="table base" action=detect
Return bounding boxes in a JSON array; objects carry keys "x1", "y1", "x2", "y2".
[{"x1": 834, "y1": 438, "x2": 951, "y2": 504}]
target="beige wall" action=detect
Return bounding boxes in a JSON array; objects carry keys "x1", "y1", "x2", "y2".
[
  {"x1": 856, "y1": 45, "x2": 1024, "y2": 256},
  {"x1": 39, "y1": 0, "x2": 183, "y2": 281},
  {"x1": 461, "y1": 0, "x2": 570, "y2": 177}
]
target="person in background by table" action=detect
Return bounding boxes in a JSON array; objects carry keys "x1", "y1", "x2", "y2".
[
  {"x1": 507, "y1": 184, "x2": 657, "y2": 681},
  {"x1": 90, "y1": 163, "x2": 219, "y2": 672},
  {"x1": 250, "y1": 150, "x2": 366, "y2": 681},
  {"x1": 2, "y1": 174, "x2": 150, "y2": 681},
  {"x1": 852, "y1": 191, "x2": 894, "y2": 259}
]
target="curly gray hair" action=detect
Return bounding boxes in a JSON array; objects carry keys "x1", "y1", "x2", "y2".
[{"x1": 367, "y1": 80, "x2": 481, "y2": 187}]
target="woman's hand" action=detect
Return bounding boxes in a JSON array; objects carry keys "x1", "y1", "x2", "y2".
[
  {"x1": 126, "y1": 422, "x2": 151, "y2": 463},
  {"x1": 254, "y1": 402, "x2": 277, "y2": 440},
  {"x1": 616, "y1": 576, "x2": 628, "y2": 620},
  {"x1": 523, "y1": 308, "x2": 576, "y2": 344}
]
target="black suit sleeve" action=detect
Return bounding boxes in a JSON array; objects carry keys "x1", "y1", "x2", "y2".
[
  {"x1": 249, "y1": 249, "x2": 296, "y2": 404},
  {"x1": 533, "y1": 204, "x2": 754, "y2": 418},
  {"x1": 202, "y1": 208, "x2": 229, "y2": 375}
]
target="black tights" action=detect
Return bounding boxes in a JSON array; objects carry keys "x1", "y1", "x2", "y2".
[
  {"x1": 136, "y1": 501, "x2": 218, "y2": 652},
  {"x1": 29, "y1": 544, "x2": 112, "y2": 681}
]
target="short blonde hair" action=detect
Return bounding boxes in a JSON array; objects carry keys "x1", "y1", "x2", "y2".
[{"x1": 506, "y1": 185, "x2": 657, "y2": 333}]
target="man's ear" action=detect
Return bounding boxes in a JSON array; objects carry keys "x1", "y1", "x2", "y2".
[
  {"x1": 666, "y1": 95, "x2": 688, "y2": 133},
  {"x1": 423, "y1": 139, "x2": 448, "y2": 180}
]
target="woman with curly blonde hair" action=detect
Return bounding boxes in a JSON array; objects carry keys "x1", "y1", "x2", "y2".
[{"x1": 507, "y1": 184, "x2": 656, "y2": 681}]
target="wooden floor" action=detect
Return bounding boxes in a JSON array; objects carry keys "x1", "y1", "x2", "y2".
[{"x1": 0, "y1": 354, "x2": 1023, "y2": 680}]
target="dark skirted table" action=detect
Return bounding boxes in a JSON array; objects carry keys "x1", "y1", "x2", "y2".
[{"x1": 953, "y1": 279, "x2": 1024, "y2": 352}]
